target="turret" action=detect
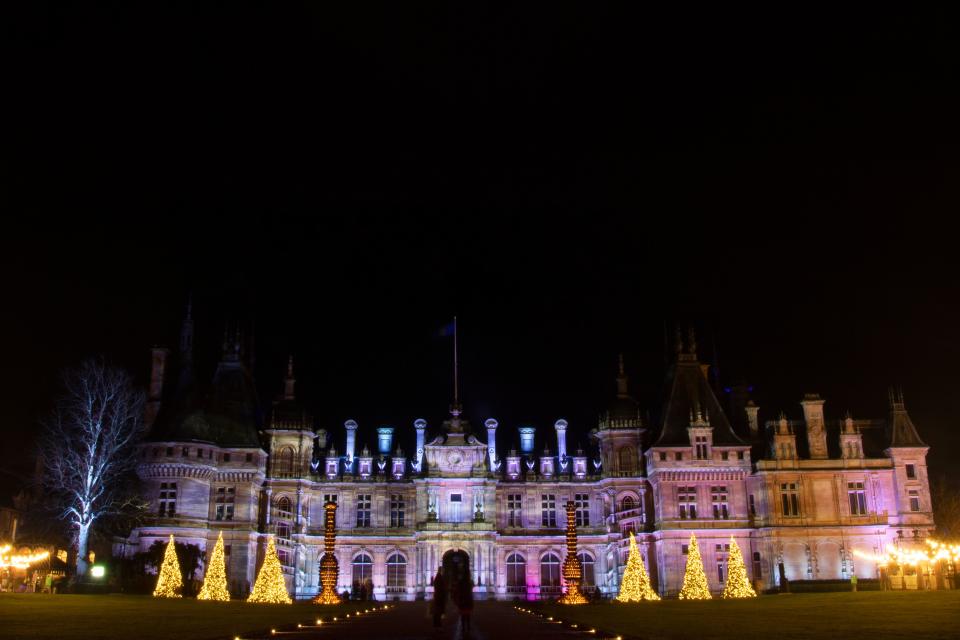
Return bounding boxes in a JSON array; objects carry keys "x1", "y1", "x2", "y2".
[{"x1": 840, "y1": 413, "x2": 864, "y2": 459}]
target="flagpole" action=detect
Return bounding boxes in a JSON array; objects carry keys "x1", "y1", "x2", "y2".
[{"x1": 453, "y1": 316, "x2": 459, "y2": 408}]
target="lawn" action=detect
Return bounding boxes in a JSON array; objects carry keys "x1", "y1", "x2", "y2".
[
  {"x1": 534, "y1": 591, "x2": 960, "y2": 640},
  {"x1": 0, "y1": 593, "x2": 374, "y2": 640}
]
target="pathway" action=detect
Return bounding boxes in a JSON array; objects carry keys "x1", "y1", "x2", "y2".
[{"x1": 238, "y1": 601, "x2": 604, "y2": 640}]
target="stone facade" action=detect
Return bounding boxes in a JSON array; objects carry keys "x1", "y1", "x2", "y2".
[{"x1": 115, "y1": 316, "x2": 936, "y2": 599}]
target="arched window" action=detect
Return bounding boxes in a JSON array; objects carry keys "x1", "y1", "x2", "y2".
[
  {"x1": 386, "y1": 553, "x2": 406, "y2": 591},
  {"x1": 618, "y1": 446, "x2": 636, "y2": 472},
  {"x1": 577, "y1": 552, "x2": 596, "y2": 587},
  {"x1": 275, "y1": 446, "x2": 295, "y2": 476},
  {"x1": 277, "y1": 496, "x2": 293, "y2": 519},
  {"x1": 540, "y1": 553, "x2": 561, "y2": 590},
  {"x1": 352, "y1": 553, "x2": 373, "y2": 586},
  {"x1": 506, "y1": 553, "x2": 526, "y2": 590},
  {"x1": 620, "y1": 495, "x2": 636, "y2": 512}
]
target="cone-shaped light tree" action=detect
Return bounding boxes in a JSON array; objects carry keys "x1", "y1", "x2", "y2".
[
  {"x1": 616, "y1": 532, "x2": 660, "y2": 602},
  {"x1": 248, "y1": 536, "x2": 292, "y2": 604},
  {"x1": 197, "y1": 531, "x2": 231, "y2": 602},
  {"x1": 153, "y1": 534, "x2": 183, "y2": 598},
  {"x1": 722, "y1": 537, "x2": 757, "y2": 599},
  {"x1": 678, "y1": 533, "x2": 711, "y2": 600}
]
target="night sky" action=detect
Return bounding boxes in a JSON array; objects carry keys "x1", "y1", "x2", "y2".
[{"x1": 3, "y1": 5, "x2": 959, "y2": 487}]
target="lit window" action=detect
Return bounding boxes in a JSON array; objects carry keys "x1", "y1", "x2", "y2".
[
  {"x1": 678, "y1": 486, "x2": 697, "y2": 519},
  {"x1": 847, "y1": 482, "x2": 867, "y2": 516},
  {"x1": 541, "y1": 494, "x2": 557, "y2": 527},
  {"x1": 390, "y1": 494, "x2": 405, "y2": 528},
  {"x1": 356, "y1": 494, "x2": 372, "y2": 527},
  {"x1": 575, "y1": 493, "x2": 591, "y2": 526},
  {"x1": 507, "y1": 494, "x2": 522, "y2": 527}
]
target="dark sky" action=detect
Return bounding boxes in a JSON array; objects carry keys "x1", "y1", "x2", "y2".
[{"x1": 3, "y1": 5, "x2": 959, "y2": 487}]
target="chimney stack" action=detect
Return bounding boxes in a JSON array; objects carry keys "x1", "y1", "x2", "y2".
[
  {"x1": 485, "y1": 418, "x2": 498, "y2": 468},
  {"x1": 554, "y1": 419, "x2": 569, "y2": 460},
  {"x1": 344, "y1": 420, "x2": 359, "y2": 470}
]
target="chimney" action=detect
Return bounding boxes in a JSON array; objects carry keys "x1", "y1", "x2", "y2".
[
  {"x1": 554, "y1": 419, "x2": 568, "y2": 460},
  {"x1": 800, "y1": 393, "x2": 828, "y2": 459},
  {"x1": 344, "y1": 419, "x2": 359, "y2": 470},
  {"x1": 414, "y1": 418, "x2": 427, "y2": 469},
  {"x1": 485, "y1": 418, "x2": 498, "y2": 468},
  {"x1": 519, "y1": 426, "x2": 536, "y2": 454},
  {"x1": 377, "y1": 427, "x2": 394, "y2": 455},
  {"x1": 745, "y1": 401, "x2": 760, "y2": 437},
  {"x1": 146, "y1": 347, "x2": 169, "y2": 427}
]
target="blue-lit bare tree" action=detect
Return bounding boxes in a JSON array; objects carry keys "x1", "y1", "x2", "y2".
[{"x1": 42, "y1": 359, "x2": 146, "y2": 577}]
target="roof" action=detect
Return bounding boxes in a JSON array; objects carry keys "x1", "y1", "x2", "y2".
[
  {"x1": 888, "y1": 398, "x2": 926, "y2": 448},
  {"x1": 654, "y1": 351, "x2": 745, "y2": 447}
]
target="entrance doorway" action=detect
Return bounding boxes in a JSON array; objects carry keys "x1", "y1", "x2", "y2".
[{"x1": 442, "y1": 549, "x2": 470, "y2": 586}]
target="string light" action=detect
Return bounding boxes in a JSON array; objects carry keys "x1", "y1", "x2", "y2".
[
  {"x1": 152, "y1": 534, "x2": 183, "y2": 598},
  {"x1": 558, "y1": 501, "x2": 588, "y2": 604},
  {"x1": 314, "y1": 501, "x2": 342, "y2": 605},
  {"x1": 0, "y1": 545, "x2": 50, "y2": 570},
  {"x1": 248, "y1": 536, "x2": 292, "y2": 604},
  {"x1": 854, "y1": 538, "x2": 960, "y2": 567},
  {"x1": 197, "y1": 531, "x2": 231, "y2": 602},
  {"x1": 678, "y1": 533, "x2": 711, "y2": 600},
  {"x1": 721, "y1": 537, "x2": 756, "y2": 599},
  {"x1": 615, "y1": 532, "x2": 660, "y2": 602}
]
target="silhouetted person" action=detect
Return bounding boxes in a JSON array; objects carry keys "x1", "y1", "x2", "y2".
[
  {"x1": 431, "y1": 568, "x2": 447, "y2": 628},
  {"x1": 454, "y1": 576, "x2": 474, "y2": 634}
]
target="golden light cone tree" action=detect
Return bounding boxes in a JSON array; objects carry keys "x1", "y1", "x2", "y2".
[
  {"x1": 248, "y1": 536, "x2": 292, "y2": 604},
  {"x1": 153, "y1": 534, "x2": 183, "y2": 598},
  {"x1": 197, "y1": 531, "x2": 231, "y2": 602},
  {"x1": 722, "y1": 537, "x2": 757, "y2": 599},
  {"x1": 313, "y1": 501, "x2": 341, "y2": 605},
  {"x1": 616, "y1": 532, "x2": 660, "y2": 602},
  {"x1": 558, "y1": 501, "x2": 587, "y2": 604},
  {"x1": 678, "y1": 533, "x2": 711, "y2": 600}
]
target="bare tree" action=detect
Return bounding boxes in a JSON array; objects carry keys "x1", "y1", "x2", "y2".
[
  {"x1": 931, "y1": 475, "x2": 960, "y2": 541},
  {"x1": 42, "y1": 359, "x2": 146, "y2": 577}
]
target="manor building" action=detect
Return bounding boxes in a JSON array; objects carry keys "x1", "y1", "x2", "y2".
[{"x1": 116, "y1": 312, "x2": 936, "y2": 599}]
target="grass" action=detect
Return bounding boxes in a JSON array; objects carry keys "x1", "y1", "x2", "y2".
[
  {"x1": 0, "y1": 593, "x2": 377, "y2": 640},
  {"x1": 533, "y1": 591, "x2": 960, "y2": 640}
]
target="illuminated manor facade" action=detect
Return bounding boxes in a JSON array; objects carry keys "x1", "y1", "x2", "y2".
[{"x1": 116, "y1": 311, "x2": 936, "y2": 599}]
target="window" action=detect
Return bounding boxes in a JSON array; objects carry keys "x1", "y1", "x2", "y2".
[
  {"x1": 715, "y1": 543, "x2": 730, "y2": 584},
  {"x1": 748, "y1": 494, "x2": 756, "y2": 517},
  {"x1": 507, "y1": 494, "x2": 523, "y2": 527},
  {"x1": 752, "y1": 551, "x2": 762, "y2": 580},
  {"x1": 847, "y1": 482, "x2": 867, "y2": 515},
  {"x1": 681, "y1": 544, "x2": 689, "y2": 555},
  {"x1": 275, "y1": 447, "x2": 295, "y2": 477},
  {"x1": 780, "y1": 483, "x2": 800, "y2": 517},
  {"x1": 721, "y1": 451, "x2": 729, "y2": 461},
  {"x1": 222, "y1": 453, "x2": 231, "y2": 463},
  {"x1": 323, "y1": 493, "x2": 338, "y2": 505},
  {"x1": 659, "y1": 452, "x2": 667, "y2": 461},
  {"x1": 711, "y1": 486, "x2": 729, "y2": 520},
  {"x1": 909, "y1": 490, "x2": 921, "y2": 512},
  {"x1": 506, "y1": 553, "x2": 526, "y2": 590},
  {"x1": 215, "y1": 486, "x2": 236, "y2": 521},
  {"x1": 197, "y1": 448, "x2": 204, "y2": 458},
  {"x1": 620, "y1": 496, "x2": 636, "y2": 512},
  {"x1": 276, "y1": 522, "x2": 291, "y2": 539},
  {"x1": 541, "y1": 494, "x2": 557, "y2": 527},
  {"x1": 277, "y1": 496, "x2": 293, "y2": 519},
  {"x1": 678, "y1": 486, "x2": 697, "y2": 519},
  {"x1": 738, "y1": 451, "x2": 745, "y2": 460},
  {"x1": 694, "y1": 436, "x2": 708, "y2": 460},
  {"x1": 158, "y1": 482, "x2": 177, "y2": 516},
  {"x1": 166, "y1": 447, "x2": 174, "y2": 456},
  {"x1": 905, "y1": 464, "x2": 916, "y2": 479},
  {"x1": 449, "y1": 493, "x2": 462, "y2": 522},
  {"x1": 246, "y1": 453, "x2": 253, "y2": 463},
  {"x1": 352, "y1": 553, "x2": 372, "y2": 585},
  {"x1": 540, "y1": 553, "x2": 561, "y2": 589},
  {"x1": 386, "y1": 553, "x2": 406, "y2": 590},
  {"x1": 182, "y1": 447, "x2": 189, "y2": 457},
  {"x1": 208, "y1": 449, "x2": 213, "y2": 459},
  {"x1": 278, "y1": 548, "x2": 290, "y2": 566},
  {"x1": 618, "y1": 446, "x2": 636, "y2": 472},
  {"x1": 577, "y1": 552, "x2": 595, "y2": 587},
  {"x1": 675, "y1": 452, "x2": 683, "y2": 461},
  {"x1": 390, "y1": 494, "x2": 405, "y2": 528},
  {"x1": 356, "y1": 494, "x2": 372, "y2": 527},
  {"x1": 575, "y1": 493, "x2": 590, "y2": 527}
]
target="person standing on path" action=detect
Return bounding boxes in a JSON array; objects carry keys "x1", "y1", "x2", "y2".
[
  {"x1": 431, "y1": 568, "x2": 448, "y2": 628},
  {"x1": 454, "y1": 576, "x2": 474, "y2": 635}
]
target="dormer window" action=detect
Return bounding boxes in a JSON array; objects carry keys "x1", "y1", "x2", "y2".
[{"x1": 694, "y1": 436, "x2": 709, "y2": 460}]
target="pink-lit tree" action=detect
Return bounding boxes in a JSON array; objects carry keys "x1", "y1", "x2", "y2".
[{"x1": 42, "y1": 359, "x2": 146, "y2": 577}]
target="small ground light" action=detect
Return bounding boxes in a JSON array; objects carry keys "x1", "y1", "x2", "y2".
[{"x1": 315, "y1": 619, "x2": 322, "y2": 625}]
